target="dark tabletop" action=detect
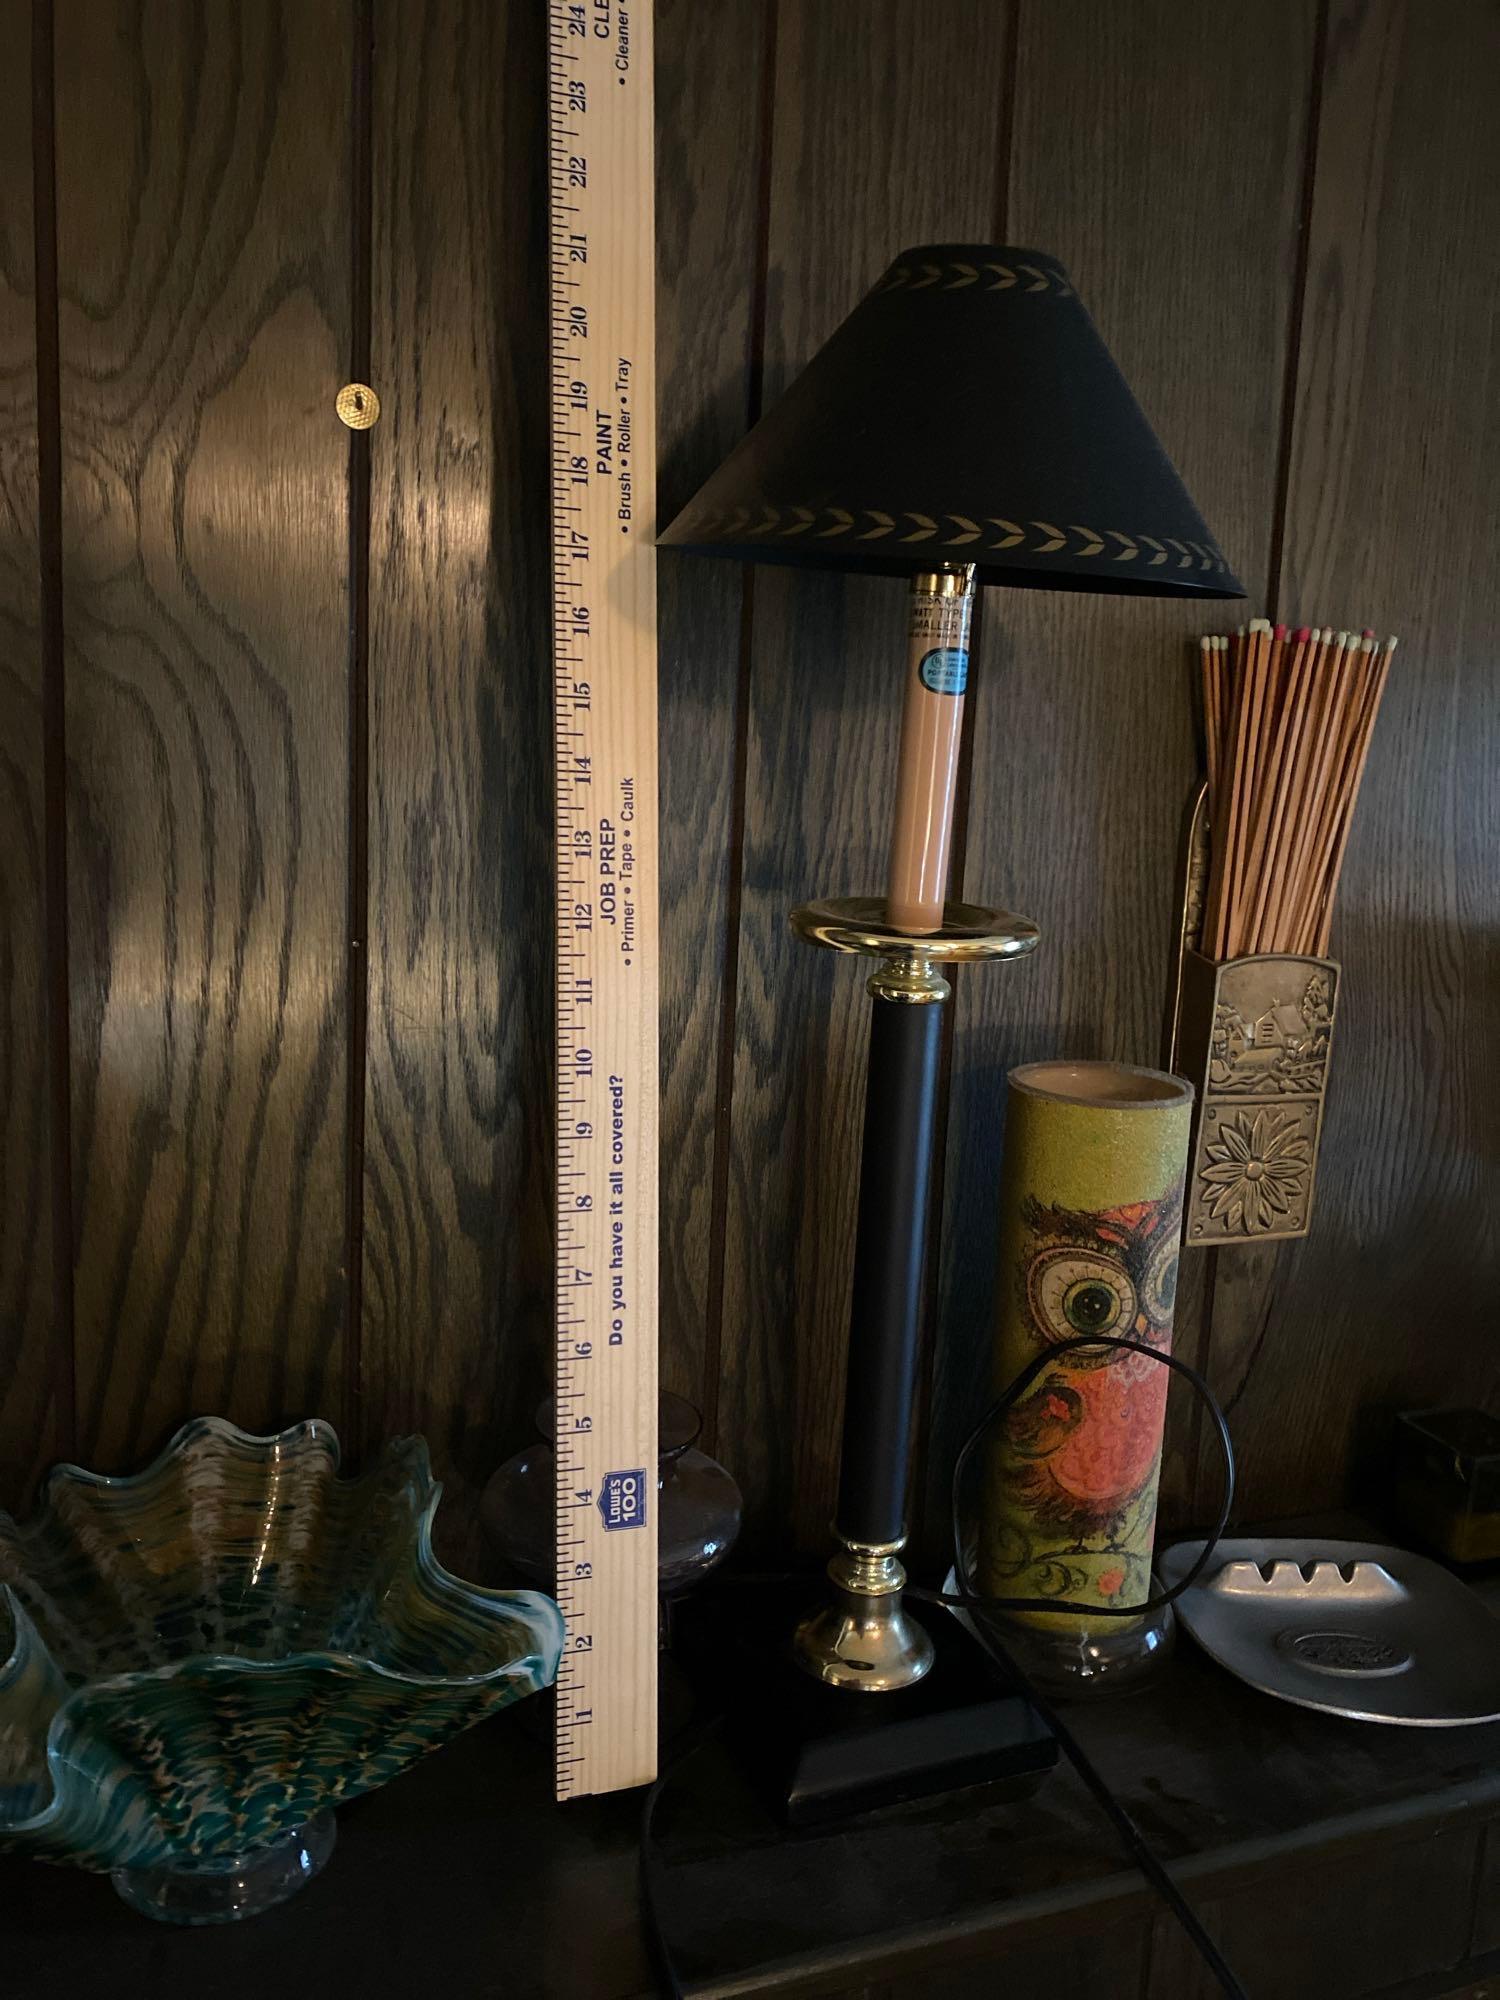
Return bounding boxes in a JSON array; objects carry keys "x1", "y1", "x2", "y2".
[{"x1": 5, "y1": 1545, "x2": 1500, "y2": 2000}]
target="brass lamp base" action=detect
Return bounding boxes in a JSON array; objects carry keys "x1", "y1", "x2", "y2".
[{"x1": 790, "y1": 1535, "x2": 935, "y2": 1692}]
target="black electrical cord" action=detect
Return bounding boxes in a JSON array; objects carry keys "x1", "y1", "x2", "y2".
[
  {"x1": 914, "y1": 1331, "x2": 1247, "y2": 2000},
  {"x1": 640, "y1": 1718, "x2": 719, "y2": 2000},
  {"x1": 640, "y1": 1334, "x2": 1245, "y2": 2000},
  {"x1": 920, "y1": 1330, "x2": 1236, "y2": 1622}
]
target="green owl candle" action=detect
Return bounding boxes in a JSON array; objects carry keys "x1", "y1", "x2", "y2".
[{"x1": 981, "y1": 1062, "x2": 1193, "y2": 1652}]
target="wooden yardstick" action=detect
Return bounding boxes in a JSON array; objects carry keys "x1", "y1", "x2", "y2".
[{"x1": 546, "y1": 0, "x2": 660, "y2": 1800}]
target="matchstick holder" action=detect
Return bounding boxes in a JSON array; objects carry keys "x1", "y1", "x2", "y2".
[
  {"x1": 1168, "y1": 780, "x2": 1341, "y2": 1246},
  {"x1": 1174, "y1": 950, "x2": 1339, "y2": 1245}
]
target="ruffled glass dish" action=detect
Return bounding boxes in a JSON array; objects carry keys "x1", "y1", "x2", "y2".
[{"x1": 0, "y1": 1417, "x2": 563, "y2": 1923}]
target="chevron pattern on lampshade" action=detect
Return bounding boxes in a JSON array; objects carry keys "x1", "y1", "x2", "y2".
[{"x1": 660, "y1": 244, "x2": 1244, "y2": 600}]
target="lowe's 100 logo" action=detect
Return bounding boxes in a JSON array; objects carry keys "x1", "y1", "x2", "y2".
[{"x1": 598, "y1": 1468, "x2": 647, "y2": 1531}]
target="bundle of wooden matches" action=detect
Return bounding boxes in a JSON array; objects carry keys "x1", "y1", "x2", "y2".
[{"x1": 1198, "y1": 618, "x2": 1396, "y2": 962}]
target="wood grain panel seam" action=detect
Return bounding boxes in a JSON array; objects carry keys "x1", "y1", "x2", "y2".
[
  {"x1": 1265, "y1": 0, "x2": 1332, "y2": 617},
  {"x1": 31, "y1": 0, "x2": 74, "y2": 1463},
  {"x1": 344, "y1": 0, "x2": 375, "y2": 1451},
  {"x1": 1194, "y1": 0, "x2": 1327, "y2": 1517},
  {"x1": 699, "y1": 0, "x2": 779, "y2": 1458},
  {"x1": 990, "y1": 0, "x2": 1020, "y2": 241}
]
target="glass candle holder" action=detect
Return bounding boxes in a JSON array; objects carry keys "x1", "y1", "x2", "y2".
[{"x1": 480, "y1": 1393, "x2": 742, "y2": 1615}]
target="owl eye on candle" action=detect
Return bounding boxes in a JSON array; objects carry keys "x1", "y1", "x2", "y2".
[
  {"x1": 1028, "y1": 1246, "x2": 1137, "y2": 1345},
  {"x1": 1141, "y1": 1228, "x2": 1181, "y2": 1323}
]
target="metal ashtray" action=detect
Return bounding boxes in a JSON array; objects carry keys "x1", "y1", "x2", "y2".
[{"x1": 1158, "y1": 1536, "x2": 1500, "y2": 1725}]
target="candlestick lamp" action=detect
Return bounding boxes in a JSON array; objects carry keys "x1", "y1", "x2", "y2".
[{"x1": 662, "y1": 245, "x2": 1242, "y2": 1762}]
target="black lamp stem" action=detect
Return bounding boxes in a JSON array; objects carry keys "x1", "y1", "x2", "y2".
[
  {"x1": 835, "y1": 990, "x2": 943, "y2": 1546},
  {"x1": 788, "y1": 938, "x2": 949, "y2": 1694}
]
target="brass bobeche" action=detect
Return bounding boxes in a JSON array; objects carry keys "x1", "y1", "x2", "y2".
[{"x1": 790, "y1": 896, "x2": 1040, "y2": 1003}]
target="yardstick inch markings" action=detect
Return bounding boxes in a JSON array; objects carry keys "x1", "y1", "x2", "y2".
[{"x1": 547, "y1": 0, "x2": 660, "y2": 1800}]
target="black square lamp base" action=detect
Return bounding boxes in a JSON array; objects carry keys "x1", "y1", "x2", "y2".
[{"x1": 673, "y1": 1583, "x2": 1057, "y2": 1827}]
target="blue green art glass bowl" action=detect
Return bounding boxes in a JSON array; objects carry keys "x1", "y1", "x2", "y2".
[{"x1": 0, "y1": 1417, "x2": 563, "y2": 1923}]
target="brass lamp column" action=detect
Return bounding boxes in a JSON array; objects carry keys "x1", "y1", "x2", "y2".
[{"x1": 789, "y1": 567, "x2": 1037, "y2": 1689}]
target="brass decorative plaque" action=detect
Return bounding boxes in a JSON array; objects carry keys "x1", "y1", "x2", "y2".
[{"x1": 1177, "y1": 952, "x2": 1338, "y2": 1244}]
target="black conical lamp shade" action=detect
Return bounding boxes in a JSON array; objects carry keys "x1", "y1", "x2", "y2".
[{"x1": 660, "y1": 245, "x2": 1243, "y2": 597}]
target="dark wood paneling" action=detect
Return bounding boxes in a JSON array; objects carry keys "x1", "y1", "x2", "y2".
[
  {"x1": 1146, "y1": 1829, "x2": 1481, "y2": 1998},
  {"x1": 1202, "y1": 0, "x2": 1500, "y2": 1518},
  {"x1": 0, "y1": 0, "x2": 60, "y2": 1502},
  {"x1": 54, "y1": 0, "x2": 352, "y2": 1466},
  {"x1": 361, "y1": 0, "x2": 550, "y2": 1569},
  {"x1": 654, "y1": 0, "x2": 770, "y2": 1430},
  {"x1": 716, "y1": 0, "x2": 1014, "y2": 1553},
  {"x1": 923, "y1": 0, "x2": 1320, "y2": 1552}
]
